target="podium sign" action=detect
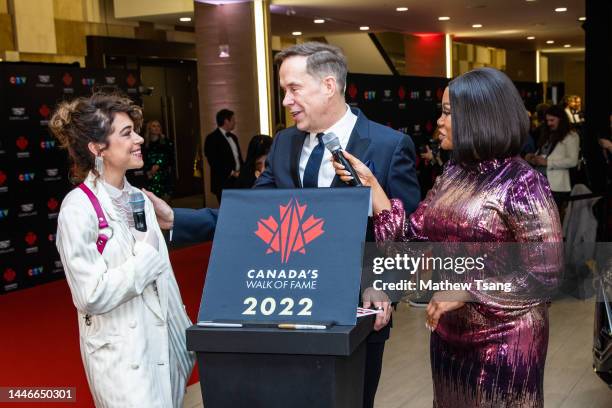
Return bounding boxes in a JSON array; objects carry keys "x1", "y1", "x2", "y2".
[{"x1": 199, "y1": 188, "x2": 370, "y2": 326}]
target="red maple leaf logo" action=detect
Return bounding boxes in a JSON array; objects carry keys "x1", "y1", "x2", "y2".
[
  {"x1": 398, "y1": 86, "x2": 406, "y2": 101},
  {"x1": 16, "y1": 136, "x2": 28, "y2": 151},
  {"x1": 348, "y1": 83, "x2": 358, "y2": 100},
  {"x1": 126, "y1": 74, "x2": 136, "y2": 87},
  {"x1": 25, "y1": 232, "x2": 37, "y2": 246},
  {"x1": 425, "y1": 121, "x2": 433, "y2": 133},
  {"x1": 255, "y1": 198, "x2": 324, "y2": 263},
  {"x1": 39, "y1": 104, "x2": 50, "y2": 118},
  {"x1": 0, "y1": 171, "x2": 6, "y2": 185},
  {"x1": 436, "y1": 87, "x2": 444, "y2": 101},
  {"x1": 62, "y1": 73, "x2": 73, "y2": 86},
  {"x1": 3, "y1": 268, "x2": 16, "y2": 283},
  {"x1": 47, "y1": 198, "x2": 59, "y2": 211}
]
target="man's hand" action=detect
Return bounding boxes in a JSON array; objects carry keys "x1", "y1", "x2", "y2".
[
  {"x1": 142, "y1": 188, "x2": 174, "y2": 230},
  {"x1": 362, "y1": 287, "x2": 392, "y2": 331}
]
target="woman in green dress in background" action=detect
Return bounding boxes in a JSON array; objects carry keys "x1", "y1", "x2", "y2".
[{"x1": 143, "y1": 119, "x2": 175, "y2": 202}]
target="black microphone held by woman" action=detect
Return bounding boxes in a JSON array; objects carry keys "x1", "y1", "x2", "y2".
[{"x1": 322, "y1": 132, "x2": 363, "y2": 187}]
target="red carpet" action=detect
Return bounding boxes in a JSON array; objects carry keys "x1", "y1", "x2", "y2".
[{"x1": 0, "y1": 242, "x2": 211, "y2": 407}]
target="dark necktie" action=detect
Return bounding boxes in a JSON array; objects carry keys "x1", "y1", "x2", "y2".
[{"x1": 302, "y1": 133, "x2": 325, "y2": 188}]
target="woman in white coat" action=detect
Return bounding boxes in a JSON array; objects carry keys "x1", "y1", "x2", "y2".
[
  {"x1": 526, "y1": 104, "x2": 580, "y2": 212},
  {"x1": 51, "y1": 93, "x2": 194, "y2": 407}
]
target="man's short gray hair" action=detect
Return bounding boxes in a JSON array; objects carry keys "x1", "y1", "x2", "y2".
[{"x1": 275, "y1": 42, "x2": 347, "y2": 94}]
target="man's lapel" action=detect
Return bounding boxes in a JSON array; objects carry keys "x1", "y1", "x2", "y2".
[
  {"x1": 290, "y1": 129, "x2": 308, "y2": 188},
  {"x1": 331, "y1": 108, "x2": 371, "y2": 187}
]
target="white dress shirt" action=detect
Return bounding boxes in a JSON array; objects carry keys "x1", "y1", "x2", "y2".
[
  {"x1": 299, "y1": 105, "x2": 357, "y2": 187},
  {"x1": 219, "y1": 127, "x2": 241, "y2": 171},
  {"x1": 565, "y1": 107, "x2": 584, "y2": 124}
]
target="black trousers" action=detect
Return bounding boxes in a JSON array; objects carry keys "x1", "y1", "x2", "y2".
[
  {"x1": 363, "y1": 340, "x2": 386, "y2": 408},
  {"x1": 362, "y1": 318, "x2": 391, "y2": 408}
]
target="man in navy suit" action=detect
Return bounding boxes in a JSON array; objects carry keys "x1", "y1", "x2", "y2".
[{"x1": 146, "y1": 42, "x2": 419, "y2": 408}]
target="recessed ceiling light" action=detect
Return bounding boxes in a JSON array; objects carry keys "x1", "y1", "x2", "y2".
[
  {"x1": 564, "y1": 44, "x2": 571, "y2": 48},
  {"x1": 546, "y1": 40, "x2": 554, "y2": 44},
  {"x1": 527, "y1": 36, "x2": 536, "y2": 40},
  {"x1": 554, "y1": 7, "x2": 567, "y2": 12},
  {"x1": 396, "y1": 7, "x2": 408, "y2": 12},
  {"x1": 472, "y1": 24, "x2": 483, "y2": 28},
  {"x1": 313, "y1": 19, "x2": 325, "y2": 24},
  {"x1": 438, "y1": 16, "x2": 450, "y2": 21},
  {"x1": 292, "y1": 31, "x2": 302, "y2": 36},
  {"x1": 179, "y1": 17, "x2": 191, "y2": 22},
  {"x1": 578, "y1": 16, "x2": 586, "y2": 21},
  {"x1": 525, "y1": 0, "x2": 537, "y2": 2},
  {"x1": 359, "y1": 26, "x2": 370, "y2": 31}
]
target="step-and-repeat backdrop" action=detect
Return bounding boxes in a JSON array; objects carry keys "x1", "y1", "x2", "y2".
[
  {"x1": 0, "y1": 64, "x2": 141, "y2": 294},
  {"x1": 345, "y1": 73, "x2": 545, "y2": 150}
]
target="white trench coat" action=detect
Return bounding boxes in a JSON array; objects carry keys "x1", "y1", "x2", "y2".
[{"x1": 56, "y1": 173, "x2": 195, "y2": 408}]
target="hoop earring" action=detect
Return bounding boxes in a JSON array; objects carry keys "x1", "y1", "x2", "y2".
[{"x1": 95, "y1": 155, "x2": 104, "y2": 177}]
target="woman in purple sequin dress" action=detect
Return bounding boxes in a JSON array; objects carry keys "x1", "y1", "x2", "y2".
[{"x1": 334, "y1": 68, "x2": 563, "y2": 407}]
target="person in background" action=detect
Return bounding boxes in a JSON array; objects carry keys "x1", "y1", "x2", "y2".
[
  {"x1": 418, "y1": 129, "x2": 446, "y2": 197},
  {"x1": 236, "y1": 134, "x2": 273, "y2": 188},
  {"x1": 333, "y1": 67, "x2": 562, "y2": 408},
  {"x1": 204, "y1": 109, "x2": 244, "y2": 203},
  {"x1": 565, "y1": 95, "x2": 585, "y2": 126},
  {"x1": 143, "y1": 119, "x2": 175, "y2": 202},
  {"x1": 526, "y1": 105, "x2": 580, "y2": 214},
  {"x1": 51, "y1": 93, "x2": 194, "y2": 408},
  {"x1": 274, "y1": 122, "x2": 286, "y2": 134},
  {"x1": 523, "y1": 103, "x2": 550, "y2": 156}
]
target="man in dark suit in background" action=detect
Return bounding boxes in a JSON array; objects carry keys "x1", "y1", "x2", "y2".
[
  {"x1": 146, "y1": 42, "x2": 420, "y2": 408},
  {"x1": 204, "y1": 109, "x2": 244, "y2": 202}
]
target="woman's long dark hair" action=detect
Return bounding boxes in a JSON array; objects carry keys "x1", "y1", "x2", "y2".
[
  {"x1": 237, "y1": 134, "x2": 273, "y2": 188},
  {"x1": 539, "y1": 105, "x2": 571, "y2": 148}
]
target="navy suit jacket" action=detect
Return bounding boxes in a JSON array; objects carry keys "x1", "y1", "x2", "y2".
[{"x1": 255, "y1": 108, "x2": 420, "y2": 215}]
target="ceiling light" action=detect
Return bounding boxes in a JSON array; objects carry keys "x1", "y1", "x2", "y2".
[
  {"x1": 313, "y1": 19, "x2": 325, "y2": 24},
  {"x1": 438, "y1": 16, "x2": 450, "y2": 21},
  {"x1": 527, "y1": 36, "x2": 536, "y2": 40},
  {"x1": 179, "y1": 17, "x2": 191, "y2": 22},
  {"x1": 359, "y1": 26, "x2": 370, "y2": 31},
  {"x1": 292, "y1": 31, "x2": 302, "y2": 36},
  {"x1": 396, "y1": 7, "x2": 408, "y2": 12},
  {"x1": 472, "y1": 24, "x2": 483, "y2": 28},
  {"x1": 546, "y1": 40, "x2": 554, "y2": 44},
  {"x1": 564, "y1": 44, "x2": 571, "y2": 48},
  {"x1": 554, "y1": 7, "x2": 567, "y2": 12},
  {"x1": 578, "y1": 16, "x2": 586, "y2": 21},
  {"x1": 525, "y1": 0, "x2": 537, "y2": 2}
]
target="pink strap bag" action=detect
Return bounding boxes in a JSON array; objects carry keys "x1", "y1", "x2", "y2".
[{"x1": 78, "y1": 183, "x2": 110, "y2": 254}]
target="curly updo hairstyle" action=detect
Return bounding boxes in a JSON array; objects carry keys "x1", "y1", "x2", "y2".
[{"x1": 49, "y1": 93, "x2": 143, "y2": 181}]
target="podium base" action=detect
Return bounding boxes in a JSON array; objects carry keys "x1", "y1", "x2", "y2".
[
  {"x1": 198, "y1": 344, "x2": 366, "y2": 408},
  {"x1": 187, "y1": 316, "x2": 374, "y2": 408}
]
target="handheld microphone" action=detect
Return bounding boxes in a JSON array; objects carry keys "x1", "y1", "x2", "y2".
[
  {"x1": 321, "y1": 132, "x2": 363, "y2": 187},
  {"x1": 128, "y1": 192, "x2": 147, "y2": 232}
]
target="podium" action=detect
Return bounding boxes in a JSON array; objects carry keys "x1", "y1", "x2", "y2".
[{"x1": 186, "y1": 315, "x2": 374, "y2": 408}]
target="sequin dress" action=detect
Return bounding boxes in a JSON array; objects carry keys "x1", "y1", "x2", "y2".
[
  {"x1": 374, "y1": 157, "x2": 563, "y2": 408},
  {"x1": 144, "y1": 138, "x2": 175, "y2": 198}
]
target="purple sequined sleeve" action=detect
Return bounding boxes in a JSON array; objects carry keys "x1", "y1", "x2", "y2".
[
  {"x1": 468, "y1": 169, "x2": 564, "y2": 311},
  {"x1": 374, "y1": 171, "x2": 443, "y2": 243},
  {"x1": 373, "y1": 199, "x2": 406, "y2": 242}
]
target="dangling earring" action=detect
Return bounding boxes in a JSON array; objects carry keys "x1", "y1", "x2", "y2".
[{"x1": 95, "y1": 154, "x2": 104, "y2": 177}]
